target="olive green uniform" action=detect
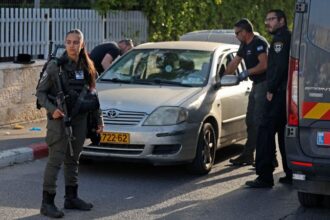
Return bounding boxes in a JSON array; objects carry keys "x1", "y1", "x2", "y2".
[{"x1": 36, "y1": 54, "x2": 103, "y2": 194}]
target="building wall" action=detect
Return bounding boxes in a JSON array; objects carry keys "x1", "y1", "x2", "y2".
[{"x1": 0, "y1": 61, "x2": 46, "y2": 126}]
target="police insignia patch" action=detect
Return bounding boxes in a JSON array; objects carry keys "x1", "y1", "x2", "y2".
[
  {"x1": 257, "y1": 46, "x2": 264, "y2": 51},
  {"x1": 274, "y1": 42, "x2": 283, "y2": 53},
  {"x1": 40, "y1": 71, "x2": 48, "y2": 83}
]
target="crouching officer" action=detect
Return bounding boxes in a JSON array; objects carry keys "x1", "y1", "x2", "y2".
[
  {"x1": 36, "y1": 29, "x2": 104, "y2": 218},
  {"x1": 246, "y1": 9, "x2": 292, "y2": 188}
]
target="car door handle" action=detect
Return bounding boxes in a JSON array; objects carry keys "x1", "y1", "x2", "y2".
[{"x1": 246, "y1": 87, "x2": 251, "y2": 94}]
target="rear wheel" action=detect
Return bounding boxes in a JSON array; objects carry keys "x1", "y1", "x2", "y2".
[
  {"x1": 298, "y1": 191, "x2": 324, "y2": 207},
  {"x1": 187, "y1": 122, "x2": 216, "y2": 175}
]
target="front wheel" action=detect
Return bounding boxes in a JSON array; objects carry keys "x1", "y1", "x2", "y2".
[{"x1": 187, "y1": 122, "x2": 216, "y2": 175}]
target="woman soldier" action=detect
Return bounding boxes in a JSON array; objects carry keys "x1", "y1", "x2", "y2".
[{"x1": 36, "y1": 29, "x2": 103, "y2": 218}]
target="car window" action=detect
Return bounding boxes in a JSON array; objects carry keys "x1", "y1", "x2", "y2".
[
  {"x1": 217, "y1": 52, "x2": 242, "y2": 79},
  {"x1": 100, "y1": 49, "x2": 213, "y2": 87},
  {"x1": 308, "y1": 0, "x2": 330, "y2": 52}
]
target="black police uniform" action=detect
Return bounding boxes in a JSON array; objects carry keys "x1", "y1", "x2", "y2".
[
  {"x1": 230, "y1": 35, "x2": 268, "y2": 164},
  {"x1": 237, "y1": 35, "x2": 268, "y2": 84},
  {"x1": 89, "y1": 42, "x2": 120, "y2": 73},
  {"x1": 255, "y1": 26, "x2": 292, "y2": 184}
]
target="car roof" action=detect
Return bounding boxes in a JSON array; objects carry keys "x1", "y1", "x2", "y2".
[
  {"x1": 135, "y1": 41, "x2": 237, "y2": 52},
  {"x1": 179, "y1": 29, "x2": 262, "y2": 45}
]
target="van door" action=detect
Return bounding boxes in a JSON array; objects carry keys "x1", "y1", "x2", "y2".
[{"x1": 298, "y1": 0, "x2": 330, "y2": 158}]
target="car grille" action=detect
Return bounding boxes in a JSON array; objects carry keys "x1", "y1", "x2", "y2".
[
  {"x1": 102, "y1": 109, "x2": 147, "y2": 126},
  {"x1": 84, "y1": 144, "x2": 145, "y2": 155}
]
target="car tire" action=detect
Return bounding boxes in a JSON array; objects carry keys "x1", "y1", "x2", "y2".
[
  {"x1": 187, "y1": 122, "x2": 216, "y2": 175},
  {"x1": 298, "y1": 191, "x2": 323, "y2": 207}
]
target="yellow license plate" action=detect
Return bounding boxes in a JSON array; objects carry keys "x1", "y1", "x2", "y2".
[{"x1": 100, "y1": 132, "x2": 130, "y2": 144}]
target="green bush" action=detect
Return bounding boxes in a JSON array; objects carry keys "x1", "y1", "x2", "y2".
[{"x1": 93, "y1": 0, "x2": 295, "y2": 42}]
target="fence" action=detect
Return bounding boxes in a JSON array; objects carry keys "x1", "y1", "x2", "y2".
[{"x1": 0, "y1": 8, "x2": 148, "y2": 60}]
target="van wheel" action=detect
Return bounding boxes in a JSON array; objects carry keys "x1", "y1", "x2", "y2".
[
  {"x1": 298, "y1": 191, "x2": 323, "y2": 207},
  {"x1": 187, "y1": 122, "x2": 216, "y2": 175}
]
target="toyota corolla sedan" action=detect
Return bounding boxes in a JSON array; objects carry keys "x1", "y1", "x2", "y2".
[{"x1": 82, "y1": 41, "x2": 251, "y2": 174}]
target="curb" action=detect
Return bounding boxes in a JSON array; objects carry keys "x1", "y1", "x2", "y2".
[{"x1": 0, "y1": 142, "x2": 48, "y2": 169}]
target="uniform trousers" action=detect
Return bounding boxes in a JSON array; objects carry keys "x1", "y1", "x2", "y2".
[
  {"x1": 43, "y1": 113, "x2": 87, "y2": 194},
  {"x1": 243, "y1": 80, "x2": 267, "y2": 156},
  {"x1": 255, "y1": 88, "x2": 292, "y2": 183}
]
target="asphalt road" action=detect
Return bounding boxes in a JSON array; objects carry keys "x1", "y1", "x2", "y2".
[{"x1": 0, "y1": 144, "x2": 329, "y2": 220}]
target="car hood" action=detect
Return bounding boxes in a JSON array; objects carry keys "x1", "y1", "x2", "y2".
[{"x1": 97, "y1": 83, "x2": 203, "y2": 113}]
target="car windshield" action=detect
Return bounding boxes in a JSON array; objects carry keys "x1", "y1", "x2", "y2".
[{"x1": 99, "y1": 49, "x2": 213, "y2": 87}]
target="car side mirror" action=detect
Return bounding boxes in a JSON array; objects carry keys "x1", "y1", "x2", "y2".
[{"x1": 220, "y1": 75, "x2": 240, "y2": 86}]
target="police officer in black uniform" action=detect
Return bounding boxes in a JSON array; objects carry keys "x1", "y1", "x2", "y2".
[
  {"x1": 118, "y1": 38, "x2": 134, "y2": 55},
  {"x1": 36, "y1": 29, "x2": 104, "y2": 218},
  {"x1": 89, "y1": 42, "x2": 120, "y2": 74},
  {"x1": 226, "y1": 18, "x2": 269, "y2": 166},
  {"x1": 246, "y1": 9, "x2": 292, "y2": 188}
]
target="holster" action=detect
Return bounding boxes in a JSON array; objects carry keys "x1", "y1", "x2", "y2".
[{"x1": 86, "y1": 111, "x2": 100, "y2": 145}]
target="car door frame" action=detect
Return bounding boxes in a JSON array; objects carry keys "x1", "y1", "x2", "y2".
[{"x1": 214, "y1": 49, "x2": 251, "y2": 145}]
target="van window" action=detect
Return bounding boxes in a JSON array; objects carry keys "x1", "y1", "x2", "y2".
[{"x1": 308, "y1": 0, "x2": 330, "y2": 52}]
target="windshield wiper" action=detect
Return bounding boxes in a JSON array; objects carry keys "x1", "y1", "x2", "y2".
[
  {"x1": 99, "y1": 78, "x2": 131, "y2": 83},
  {"x1": 131, "y1": 79, "x2": 155, "y2": 85},
  {"x1": 150, "y1": 78, "x2": 193, "y2": 87}
]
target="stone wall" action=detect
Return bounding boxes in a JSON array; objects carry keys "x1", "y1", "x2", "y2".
[{"x1": 0, "y1": 61, "x2": 47, "y2": 126}]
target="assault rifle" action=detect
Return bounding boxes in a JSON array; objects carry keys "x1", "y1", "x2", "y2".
[
  {"x1": 36, "y1": 42, "x2": 65, "y2": 109},
  {"x1": 54, "y1": 64, "x2": 75, "y2": 157},
  {"x1": 36, "y1": 42, "x2": 74, "y2": 156}
]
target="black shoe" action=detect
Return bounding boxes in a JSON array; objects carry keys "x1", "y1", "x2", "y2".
[
  {"x1": 40, "y1": 191, "x2": 64, "y2": 218},
  {"x1": 245, "y1": 178, "x2": 274, "y2": 188},
  {"x1": 64, "y1": 197, "x2": 93, "y2": 210},
  {"x1": 279, "y1": 176, "x2": 292, "y2": 185},
  {"x1": 229, "y1": 154, "x2": 254, "y2": 166},
  {"x1": 64, "y1": 185, "x2": 93, "y2": 211}
]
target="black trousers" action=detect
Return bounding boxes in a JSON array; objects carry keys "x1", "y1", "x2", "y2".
[{"x1": 255, "y1": 89, "x2": 292, "y2": 183}]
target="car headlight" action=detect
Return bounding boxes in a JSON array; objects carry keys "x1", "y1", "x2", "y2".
[{"x1": 143, "y1": 107, "x2": 189, "y2": 126}]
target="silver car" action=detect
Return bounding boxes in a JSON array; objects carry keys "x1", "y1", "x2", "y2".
[{"x1": 82, "y1": 41, "x2": 251, "y2": 174}]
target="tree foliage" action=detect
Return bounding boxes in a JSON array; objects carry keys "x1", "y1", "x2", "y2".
[
  {"x1": 93, "y1": 0, "x2": 295, "y2": 42},
  {"x1": 218, "y1": 0, "x2": 296, "y2": 40}
]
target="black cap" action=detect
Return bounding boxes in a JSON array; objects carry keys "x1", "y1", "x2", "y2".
[{"x1": 14, "y1": 53, "x2": 35, "y2": 64}]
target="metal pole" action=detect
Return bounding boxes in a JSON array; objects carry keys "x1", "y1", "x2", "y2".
[{"x1": 34, "y1": 0, "x2": 40, "y2": 8}]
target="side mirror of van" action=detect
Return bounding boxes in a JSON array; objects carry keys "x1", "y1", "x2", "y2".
[{"x1": 220, "y1": 75, "x2": 240, "y2": 86}]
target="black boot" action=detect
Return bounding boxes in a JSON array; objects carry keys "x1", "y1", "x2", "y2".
[
  {"x1": 64, "y1": 185, "x2": 93, "y2": 211},
  {"x1": 229, "y1": 153, "x2": 254, "y2": 166},
  {"x1": 40, "y1": 191, "x2": 64, "y2": 218}
]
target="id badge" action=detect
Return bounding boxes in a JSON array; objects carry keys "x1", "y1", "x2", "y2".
[{"x1": 75, "y1": 70, "x2": 85, "y2": 80}]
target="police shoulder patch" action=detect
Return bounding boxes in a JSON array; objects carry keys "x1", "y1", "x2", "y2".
[
  {"x1": 274, "y1": 42, "x2": 283, "y2": 53},
  {"x1": 40, "y1": 71, "x2": 49, "y2": 83},
  {"x1": 257, "y1": 45, "x2": 264, "y2": 51}
]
